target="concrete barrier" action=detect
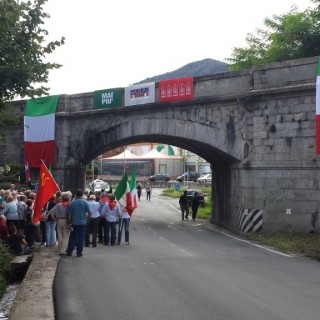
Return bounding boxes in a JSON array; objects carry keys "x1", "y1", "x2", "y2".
[{"x1": 9, "y1": 246, "x2": 60, "y2": 320}]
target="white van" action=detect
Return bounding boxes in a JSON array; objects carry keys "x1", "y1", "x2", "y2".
[{"x1": 89, "y1": 179, "x2": 110, "y2": 192}]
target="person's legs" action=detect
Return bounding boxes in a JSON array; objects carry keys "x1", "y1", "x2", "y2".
[
  {"x1": 185, "y1": 205, "x2": 189, "y2": 219},
  {"x1": 85, "y1": 220, "x2": 91, "y2": 246},
  {"x1": 124, "y1": 218, "x2": 130, "y2": 243},
  {"x1": 40, "y1": 221, "x2": 46, "y2": 244},
  {"x1": 75, "y1": 225, "x2": 86, "y2": 257},
  {"x1": 192, "y1": 207, "x2": 198, "y2": 220},
  {"x1": 104, "y1": 220, "x2": 110, "y2": 245},
  {"x1": 52, "y1": 222, "x2": 57, "y2": 245},
  {"x1": 47, "y1": 221, "x2": 56, "y2": 246},
  {"x1": 92, "y1": 218, "x2": 99, "y2": 247},
  {"x1": 98, "y1": 217, "x2": 105, "y2": 243},
  {"x1": 110, "y1": 222, "x2": 116, "y2": 245},
  {"x1": 117, "y1": 218, "x2": 123, "y2": 244},
  {"x1": 67, "y1": 227, "x2": 76, "y2": 256},
  {"x1": 58, "y1": 219, "x2": 69, "y2": 254},
  {"x1": 45, "y1": 222, "x2": 51, "y2": 246},
  {"x1": 180, "y1": 206, "x2": 185, "y2": 220}
]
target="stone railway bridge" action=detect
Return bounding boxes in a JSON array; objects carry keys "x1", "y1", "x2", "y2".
[{"x1": 3, "y1": 56, "x2": 320, "y2": 233}]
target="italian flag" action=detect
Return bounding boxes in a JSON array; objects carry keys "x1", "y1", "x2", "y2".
[
  {"x1": 316, "y1": 56, "x2": 320, "y2": 154},
  {"x1": 115, "y1": 171, "x2": 137, "y2": 216},
  {"x1": 24, "y1": 96, "x2": 59, "y2": 168},
  {"x1": 129, "y1": 169, "x2": 137, "y2": 210}
]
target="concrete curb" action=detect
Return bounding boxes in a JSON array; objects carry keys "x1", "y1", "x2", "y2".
[{"x1": 9, "y1": 247, "x2": 60, "y2": 320}]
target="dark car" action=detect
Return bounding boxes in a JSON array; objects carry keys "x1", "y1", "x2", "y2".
[
  {"x1": 148, "y1": 173, "x2": 170, "y2": 182},
  {"x1": 186, "y1": 189, "x2": 205, "y2": 207},
  {"x1": 176, "y1": 172, "x2": 200, "y2": 182}
]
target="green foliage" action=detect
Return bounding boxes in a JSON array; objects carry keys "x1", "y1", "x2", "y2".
[
  {"x1": 0, "y1": 103, "x2": 21, "y2": 139},
  {"x1": 0, "y1": 163, "x2": 24, "y2": 184},
  {"x1": 0, "y1": 244, "x2": 14, "y2": 298},
  {"x1": 0, "y1": 0, "x2": 65, "y2": 109},
  {"x1": 227, "y1": 2, "x2": 320, "y2": 70}
]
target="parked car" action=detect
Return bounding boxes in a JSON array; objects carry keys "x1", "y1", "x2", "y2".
[
  {"x1": 176, "y1": 172, "x2": 200, "y2": 182},
  {"x1": 148, "y1": 173, "x2": 170, "y2": 182},
  {"x1": 186, "y1": 189, "x2": 205, "y2": 207},
  {"x1": 197, "y1": 173, "x2": 212, "y2": 183},
  {"x1": 89, "y1": 179, "x2": 110, "y2": 192}
]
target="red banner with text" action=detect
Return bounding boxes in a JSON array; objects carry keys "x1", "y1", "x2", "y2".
[{"x1": 159, "y1": 77, "x2": 193, "y2": 102}]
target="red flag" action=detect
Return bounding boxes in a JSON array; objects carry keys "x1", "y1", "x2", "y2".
[{"x1": 32, "y1": 160, "x2": 59, "y2": 224}]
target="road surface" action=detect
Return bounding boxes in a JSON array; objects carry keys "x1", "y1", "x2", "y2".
[{"x1": 54, "y1": 189, "x2": 320, "y2": 320}]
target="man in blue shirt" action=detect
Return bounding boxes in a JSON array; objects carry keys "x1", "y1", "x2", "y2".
[{"x1": 67, "y1": 189, "x2": 91, "y2": 257}]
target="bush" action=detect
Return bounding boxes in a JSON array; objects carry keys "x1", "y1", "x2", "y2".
[
  {"x1": 0, "y1": 243, "x2": 14, "y2": 298},
  {"x1": 0, "y1": 182, "x2": 11, "y2": 190}
]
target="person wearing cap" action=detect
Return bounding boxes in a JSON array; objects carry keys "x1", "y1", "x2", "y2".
[
  {"x1": 85, "y1": 194, "x2": 100, "y2": 247},
  {"x1": 49, "y1": 193, "x2": 70, "y2": 255}
]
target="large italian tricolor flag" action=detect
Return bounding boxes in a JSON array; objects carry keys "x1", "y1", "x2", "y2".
[{"x1": 24, "y1": 96, "x2": 59, "y2": 168}]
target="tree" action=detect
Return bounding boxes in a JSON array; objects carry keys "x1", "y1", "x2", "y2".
[
  {"x1": 0, "y1": 0, "x2": 65, "y2": 109},
  {"x1": 227, "y1": 0, "x2": 320, "y2": 70}
]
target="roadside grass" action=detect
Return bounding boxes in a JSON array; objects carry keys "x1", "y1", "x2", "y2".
[
  {"x1": 161, "y1": 188, "x2": 320, "y2": 261},
  {"x1": 248, "y1": 232, "x2": 320, "y2": 261}
]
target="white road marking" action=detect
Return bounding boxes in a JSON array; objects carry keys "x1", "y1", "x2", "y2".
[
  {"x1": 214, "y1": 229, "x2": 294, "y2": 258},
  {"x1": 159, "y1": 236, "x2": 193, "y2": 257}
]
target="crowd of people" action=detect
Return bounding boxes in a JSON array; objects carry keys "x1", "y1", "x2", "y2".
[
  {"x1": 0, "y1": 182, "x2": 201, "y2": 256},
  {"x1": 0, "y1": 184, "x2": 132, "y2": 257}
]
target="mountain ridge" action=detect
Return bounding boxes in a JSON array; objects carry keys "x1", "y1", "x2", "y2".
[{"x1": 137, "y1": 58, "x2": 229, "y2": 84}]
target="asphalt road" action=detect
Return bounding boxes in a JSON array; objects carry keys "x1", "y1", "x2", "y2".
[{"x1": 54, "y1": 189, "x2": 320, "y2": 320}]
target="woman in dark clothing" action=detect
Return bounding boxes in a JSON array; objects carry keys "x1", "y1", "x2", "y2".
[{"x1": 24, "y1": 199, "x2": 36, "y2": 248}]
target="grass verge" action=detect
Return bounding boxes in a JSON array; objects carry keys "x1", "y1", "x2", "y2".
[{"x1": 248, "y1": 232, "x2": 320, "y2": 261}]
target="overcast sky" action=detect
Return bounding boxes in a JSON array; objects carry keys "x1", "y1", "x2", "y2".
[{"x1": 43, "y1": 0, "x2": 315, "y2": 96}]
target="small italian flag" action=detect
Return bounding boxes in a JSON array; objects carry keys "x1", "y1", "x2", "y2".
[
  {"x1": 24, "y1": 96, "x2": 59, "y2": 168},
  {"x1": 316, "y1": 57, "x2": 320, "y2": 154},
  {"x1": 115, "y1": 171, "x2": 137, "y2": 216}
]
